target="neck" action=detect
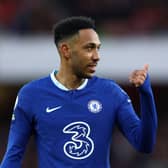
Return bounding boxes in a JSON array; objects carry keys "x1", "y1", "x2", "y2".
[{"x1": 55, "y1": 71, "x2": 86, "y2": 90}]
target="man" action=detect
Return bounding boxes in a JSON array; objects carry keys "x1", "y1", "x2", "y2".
[{"x1": 0, "y1": 16, "x2": 157, "y2": 168}]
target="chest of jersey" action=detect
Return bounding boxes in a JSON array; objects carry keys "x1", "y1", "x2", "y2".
[{"x1": 32, "y1": 89, "x2": 117, "y2": 160}]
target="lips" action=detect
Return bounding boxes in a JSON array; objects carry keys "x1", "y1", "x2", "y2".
[{"x1": 87, "y1": 63, "x2": 97, "y2": 72}]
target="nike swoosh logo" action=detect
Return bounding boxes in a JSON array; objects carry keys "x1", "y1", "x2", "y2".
[{"x1": 46, "y1": 106, "x2": 62, "y2": 113}]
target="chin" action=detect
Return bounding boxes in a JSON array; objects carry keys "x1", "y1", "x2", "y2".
[
  {"x1": 77, "y1": 71, "x2": 95, "y2": 79},
  {"x1": 85, "y1": 73, "x2": 94, "y2": 79}
]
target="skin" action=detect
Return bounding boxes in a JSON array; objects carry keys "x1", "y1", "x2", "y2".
[
  {"x1": 55, "y1": 28, "x2": 149, "y2": 89},
  {"x1": 129, "y1": 64, "x2": 149, "y2": 87}
]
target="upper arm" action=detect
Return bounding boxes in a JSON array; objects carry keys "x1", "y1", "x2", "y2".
[{"x1": 0, "y1": 89, "x2": 34, "y2": 167}]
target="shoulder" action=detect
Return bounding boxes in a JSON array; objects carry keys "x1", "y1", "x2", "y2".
[
  {"x1": 90, "y1": 76, "x2": 128, "y2": 99},
  {"x1": 92, "y1": 76, "x2": 123, "y2": 91},
  {"x1": 95, "y1": 76, "x2": 130, "y2": 105},
  {"x1": 18, "y1": 75, "x2": 51, "y2": 98}
]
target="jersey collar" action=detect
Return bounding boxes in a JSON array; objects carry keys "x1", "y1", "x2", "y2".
[{"x1": 50, "y1": 70, "x2": 88, "y2": 91}]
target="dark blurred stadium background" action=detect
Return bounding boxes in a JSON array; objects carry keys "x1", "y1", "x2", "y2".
[{"x1": 0, "y1": 0, "x2": 168, "y2": 167}]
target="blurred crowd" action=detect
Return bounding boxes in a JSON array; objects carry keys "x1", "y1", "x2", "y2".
[{"x1": 0, "y1": 0, "x2": 168, "y2": 35}]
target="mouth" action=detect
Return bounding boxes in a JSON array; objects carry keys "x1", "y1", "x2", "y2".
[{"x1": 87, "y1": 63, "x2": 97, "y2": 73}]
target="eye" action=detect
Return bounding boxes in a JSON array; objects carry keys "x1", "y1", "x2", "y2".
[
  {"x1": 97, "y1": 46, "x2": 101, "y2": 51},
  {"x1": 83, "y1": 43, "x2": 101, "y2": 52},
  {"x1": 85, "y1": 45, "x2": 95, "y2": 52},
  {"x1": 87, "y1": 46, "x2": 93, "y2": 52}
]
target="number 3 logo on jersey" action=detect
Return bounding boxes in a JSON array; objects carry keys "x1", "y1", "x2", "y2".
[{"x1": 63, "y1": 121, "x2": 94, "y2": 160}]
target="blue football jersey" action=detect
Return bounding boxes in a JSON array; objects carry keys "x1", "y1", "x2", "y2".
[{"x1": 0, "y1": 71, "x2": 157, "y2": 168}]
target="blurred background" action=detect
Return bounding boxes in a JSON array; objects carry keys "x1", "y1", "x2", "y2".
[{"x1": 0, "y1": 0, "x2": 168, "y2": 167}]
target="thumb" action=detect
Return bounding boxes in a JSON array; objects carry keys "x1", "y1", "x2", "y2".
[{"x1": 143, "y1": 64, "x2": 149, "y2": 72}]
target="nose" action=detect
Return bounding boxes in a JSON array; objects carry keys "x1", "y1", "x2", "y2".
[{"x1": 92, "y1": 50, "x2": 100, "y2": 62}]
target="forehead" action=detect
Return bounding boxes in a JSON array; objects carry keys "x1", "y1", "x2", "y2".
[{"x1": 77, "y1": 29, "x2": 101, "y2": 45}]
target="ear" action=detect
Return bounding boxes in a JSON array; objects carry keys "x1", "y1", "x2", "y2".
[{"x1": 59, "y1": 43, "x2": 70, "y2": 59}]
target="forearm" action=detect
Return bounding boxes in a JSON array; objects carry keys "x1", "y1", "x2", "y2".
[
  {"x1": 137, "y1": 76, "x2": 158, "y2": 153},
  {"x1": 0, "y1": 157, "x2": 21, "y2": 168},
  {"x1": 0, "y1": 130, "x2": 30, "y2": 168}
]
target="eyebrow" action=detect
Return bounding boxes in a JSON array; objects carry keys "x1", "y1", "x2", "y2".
[{"x1": 85, "y1": 42, "x2": 101, "y2": 48}]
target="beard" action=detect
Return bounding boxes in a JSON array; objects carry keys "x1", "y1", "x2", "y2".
[{"x1": 75, "y1": 67, "x2": 95, "y2": 79}]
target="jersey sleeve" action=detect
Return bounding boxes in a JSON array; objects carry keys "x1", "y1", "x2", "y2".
[
  {"x1": 0, "y1": 88, "x2": 34, "y2": 168},
  {"x1": 116, "y1": 74, "x2": 158, "y2": 153}
]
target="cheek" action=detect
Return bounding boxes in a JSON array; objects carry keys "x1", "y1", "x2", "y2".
[
  {"x1": 71, "y1": 56, "x2": 82, "y2": 70},
  {"x1": 71, "y1": 50, "x2": 91, "y2": 68},
  {"x1": 73, "y1": 58, "x2": 85, "y2": 69},
  {"x1": 72, "y1": 52, "x2": 88, "y2": 64}
]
